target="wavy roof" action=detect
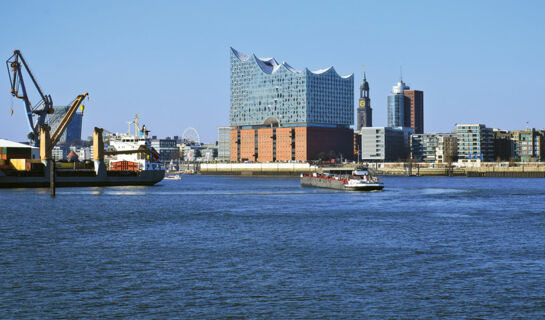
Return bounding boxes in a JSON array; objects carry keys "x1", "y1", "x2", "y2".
[{"x1": 231, "y1": 47, "x2": 352, "y2": 79}]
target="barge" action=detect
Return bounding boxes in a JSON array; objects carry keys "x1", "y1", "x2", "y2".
[{"x1": 301, "y1": 169, "x2": 384, "y2": 191}]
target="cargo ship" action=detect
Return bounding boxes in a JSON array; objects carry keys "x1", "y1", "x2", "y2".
[
  {"x1": 2, "y1": 51, "x2": 164, "y2": 188},
  {"x1": 0, "y1": 127, "x2": 165, "y2": 188},
  {"x1": 301, "y1": 169, "x2": 384, "y2": 191}
]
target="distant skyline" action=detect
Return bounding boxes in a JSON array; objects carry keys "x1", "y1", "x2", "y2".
[{"x1": 1, "y1": 0, "x2": 544, "y2": 143}]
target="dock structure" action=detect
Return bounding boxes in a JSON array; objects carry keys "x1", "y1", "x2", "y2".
[
  {"x1": 199, "y1": 162, "x2": 545, "y2": 178},
  {"x1": 465, "y1": 167, "x2": 545, "y2": 178},
  {"x1": 199, "y1": 163, "x2": 320, "y2": 176},
  {"x1": 93, "y1": 127, "x2": 106, "y2": 177}
]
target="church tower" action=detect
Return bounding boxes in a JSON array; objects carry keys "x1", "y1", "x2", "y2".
[{"x1": 357, "y1": 73, "x2": 372, "y2": 130}]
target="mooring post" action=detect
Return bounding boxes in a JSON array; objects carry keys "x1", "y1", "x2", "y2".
[{"x1": 49, "y1": 159, "x2": 56, "y2": 197}]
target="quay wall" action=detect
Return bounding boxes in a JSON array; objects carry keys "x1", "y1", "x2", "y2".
[
  {"x1": 376, "y1": 163, "x2": 545, "y2": 177},
  {"x1": 199, "y1": 162, "x2": 545, "y2": 178},
  {"x1": 200, "y1": 163, "x2": 319, "y2": 176},
  {"x1": 465, "y1": 167, "x2": 545, "y2": 178}
]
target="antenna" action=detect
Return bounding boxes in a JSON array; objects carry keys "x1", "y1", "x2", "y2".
[
  {"x1": 400, "y1": 66, "x2": 403, "y2": 81},
  {"x1": 134, "y1": 114, "x2": 139, "y2": 138}
]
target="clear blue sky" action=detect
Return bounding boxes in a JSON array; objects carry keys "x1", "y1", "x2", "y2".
[{"x1": 1, "y1": 0, "x2": 544, "y2": 143}]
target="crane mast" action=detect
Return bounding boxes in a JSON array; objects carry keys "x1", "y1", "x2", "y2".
[{"x1": 6, "y1": 50, "x2": 54, "y2": 146}]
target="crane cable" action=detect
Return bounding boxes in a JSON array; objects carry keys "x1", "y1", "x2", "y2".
[{"x1": 10, "y1": 95, "x2": 14, "y2": 116}]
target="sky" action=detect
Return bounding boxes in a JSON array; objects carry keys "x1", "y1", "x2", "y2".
[{"x1": 1, "y1": 0, "x2": 544, "y2": 143}]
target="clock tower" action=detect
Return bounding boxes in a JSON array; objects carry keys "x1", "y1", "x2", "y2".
[{"x1": 357, "y1": 73, "x2": 372, "y2": 130}]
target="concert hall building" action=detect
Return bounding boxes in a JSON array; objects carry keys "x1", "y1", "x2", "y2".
[{"x1": 229, "y1": 48, "x2": 354, "y2": 162}]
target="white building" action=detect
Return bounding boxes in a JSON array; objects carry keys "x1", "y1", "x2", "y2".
[{"x1": 361, "y1": 127, "x2": 413, "y2": 162}]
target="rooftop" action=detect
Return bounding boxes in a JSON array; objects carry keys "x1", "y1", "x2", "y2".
[{"x1": 231, "y1": 47, "x2": 352, "y2": 79}]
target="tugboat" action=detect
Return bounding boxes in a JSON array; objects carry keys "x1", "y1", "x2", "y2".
[{"x1": 300, "y1": 168, "x2": 384, "y2": 191}]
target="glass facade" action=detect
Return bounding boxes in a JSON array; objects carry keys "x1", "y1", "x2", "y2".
[
  {"x1": 456, "y1": 124, "x2": 494, "y2": 161},
  {"x1": 387, "y1": 80, "x2": 411, "y2": 128},
  {"x1": 361, "y1": 127, "x2": 413, "y2": 162},
  {"x1": 217, "y1": 126, "x2": 231, "y2": 161},
  {"x1": 230, "y1": 48, "x2": 353, "y2": 128},
  {"x1": 47, "y1": 106, "x2": 83, "y2": 145},
  {"x1": 511, "y1": 129, "x2": 544, "y2": 162},
  {"x1": 411, "y1": 133, "x2": 457, "y2": 162},
  {"x1": 387, "y1": 94, "x2": 405, "y2": 127}
]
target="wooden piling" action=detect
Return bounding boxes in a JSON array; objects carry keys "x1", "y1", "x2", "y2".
[{"x1": 49, "y1": 159, "x2": 55, "y2": 197}]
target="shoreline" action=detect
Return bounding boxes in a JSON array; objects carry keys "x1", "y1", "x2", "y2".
[{"x1": 197, "y1": 162, "x2": 545, "y2": 178}]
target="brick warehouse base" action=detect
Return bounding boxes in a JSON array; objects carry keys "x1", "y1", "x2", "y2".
[{"x1": 230, "y1": 127, "x2": 354, "y2": 162}]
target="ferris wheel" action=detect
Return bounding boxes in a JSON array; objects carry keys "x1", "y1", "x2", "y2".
[{"x1": 182, "y1": 127, "x2": 201, "y2": 145}]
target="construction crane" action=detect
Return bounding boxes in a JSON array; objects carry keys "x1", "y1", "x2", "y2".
[
  {"x1": 41, "y1": 93, "x2": 88, "y2": 158},
  {"x1": 6, "y1": 50, "x2": 54, "y2": 145}
]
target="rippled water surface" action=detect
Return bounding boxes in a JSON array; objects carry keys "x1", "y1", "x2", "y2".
[{"x1": 2, "y1": 175, "x2": 545, "y2": 318}]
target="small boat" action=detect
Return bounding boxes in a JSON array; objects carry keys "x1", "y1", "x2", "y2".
[
  {"x1": 164, "y1": 174, "x2": 182, "y2": 180},
  {"x1": 301, "y1": 169, "x2": 384, "y2": 191}
]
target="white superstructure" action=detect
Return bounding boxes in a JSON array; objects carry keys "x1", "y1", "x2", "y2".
[{"x1": 107, "y1": 115, "x2": 163, "y2": 171}]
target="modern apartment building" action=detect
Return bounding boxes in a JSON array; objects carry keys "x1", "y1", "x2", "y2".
[
  {"x1": 411, "y1": 133, "x2": 457, "y2": 163},
  {"x1": 511, "y1": 128, "x2": 544, "y2": 162},
  {"x1": 493, "y1": 129, "x2": 513, "y2": 161},
  {"x1": 361, "y1": 127, "x2": 413, "y2": 162},
  {"x1": 52, "y1": 145, "x2": 68, "y2": 161},
  {"x1": 435, "y1": 135, "x2": 458, "y2": 164},
  {"x1": 217, "y1": 126, "x2": 231, "y2": 161},
  {"x1": 151, "y1": 138, "x2": 179, "y2": 162},
  {"x1": 456, "y1": 124, "x2": 494, "y2": 161},
  {"x1": 229, "y1": 48, "x2": 354, "y2": 162}
]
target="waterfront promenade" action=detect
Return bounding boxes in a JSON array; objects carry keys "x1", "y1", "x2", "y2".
[{"x1": 199, "y1": 162, "x2": 545, "y2": 177}]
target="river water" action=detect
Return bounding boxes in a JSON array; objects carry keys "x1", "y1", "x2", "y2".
[{"x1": 1, "y1": 175, "x2": 545, "y2": 318}]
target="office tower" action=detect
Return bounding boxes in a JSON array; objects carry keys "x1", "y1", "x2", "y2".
[
  {"x1": 387, "y1": 78, "x2": 424, "y2": 134},
  {"x1": 403, "y1": 89, "x2": 424, "y2": 134},
  {"x1": 47, "y1": 106, "x2": 83, "y2": 145},
  {"x1": 387, "y1": 79, "x2": 410, "y2": 128}
]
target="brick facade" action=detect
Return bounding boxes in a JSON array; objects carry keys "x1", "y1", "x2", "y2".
[
  {"x1": 403, "y1": 90, "x2": 424, "y2": 134},
  {"x1": 239, "y1": 129, "x2": 256, "y2": 162},
  {"x1": 276, "y1": 128, "x2": 294, "y2": 161},
  {"x1": 230, "y1": 127, "x2": 353, "y2": 162},
  {"x1": 229, "y1": 129, "x2": 239, "y2": 162},
  {"x1": 257, "y1": 128, "x2": 274, "y2": 162}
]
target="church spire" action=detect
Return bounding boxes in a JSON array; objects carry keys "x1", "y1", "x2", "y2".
[
  {"x1": 360, "y1": 72, "x2": 369, "y2": 99},
  {"x1": 357, "y1": 72, "x2": 372, "y2": 130}
]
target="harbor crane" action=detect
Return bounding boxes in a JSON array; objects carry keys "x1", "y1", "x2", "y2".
[
  {"x1": 6, "y1": 50, "x2": 54, "y2": 146},
  {"x1": 41, "y1": 93, "x2": 88, "y2": 160}
]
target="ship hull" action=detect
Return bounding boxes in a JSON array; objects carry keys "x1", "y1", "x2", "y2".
[
  {"x1": 343, "y1": 184, "x2": 384, "y2": 191},
  {"x1": 0, "y1": 170, "x2": 165, "y2": 188}
]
